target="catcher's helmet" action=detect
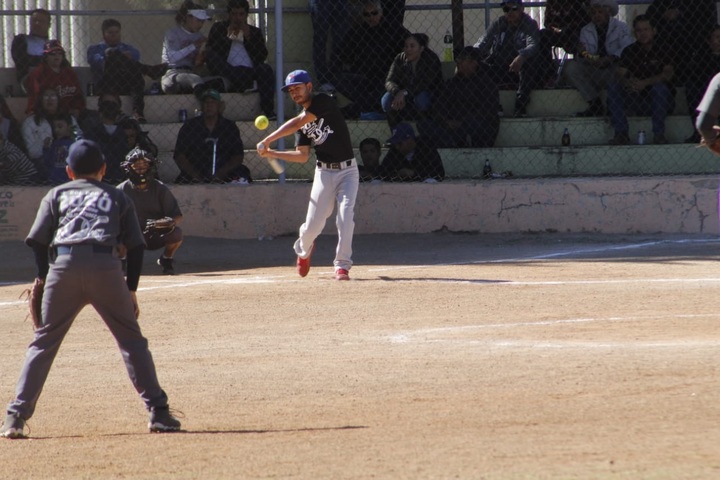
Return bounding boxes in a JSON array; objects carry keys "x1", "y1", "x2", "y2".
[{"x1": 122, "y1": 147, "x2": 157, "y2": 186}]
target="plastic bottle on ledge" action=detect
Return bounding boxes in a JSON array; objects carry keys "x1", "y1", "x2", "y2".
[
  {"x1": 443, "y1": 29, "x2": 453, "y2": 62},
  {"x1": 562, "y1": 127, "x2": 571, "y2": 146},
  {"x1": 637, "y1": 130, "x2": 646, "y2": 145}
]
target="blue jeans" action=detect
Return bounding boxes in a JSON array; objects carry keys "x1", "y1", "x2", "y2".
[
  {"x1": 381, "y1": 90, "x2": 433, "y2": 127},
  {"x1": 607, "y1": 81, "x2": 675, "y2": 136},
  {"x1": 309, "y1": 0, "x2": 351, "y2": 85}
]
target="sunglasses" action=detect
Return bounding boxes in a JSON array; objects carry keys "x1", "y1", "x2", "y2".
[
  {"x1": 363, "y1": 10, "x2": 380, "y2": 17},
  {"x1": 502, "y1": 5, "x2": 520, "y2": 13}
]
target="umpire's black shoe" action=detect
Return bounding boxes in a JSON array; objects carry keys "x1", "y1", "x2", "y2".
[
  {"x1": 157, "y1": 256, "x2": 175, "y2": 275},
  {"x1": 148, "y1": 406, "x2": 182, "y2": 433},
  {"x1": 1, "y1": 413, "x2": 26, "y2": 439}
]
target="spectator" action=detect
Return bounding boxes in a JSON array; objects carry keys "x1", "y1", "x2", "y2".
[
  {"x1": 607, "y1": 14, "x2": 675, "y2": 145},
  {"x1": 0, "y1": 95, "x2": 28, "y2": 156},
  {"x1": 161, "y1": 1, "x2": 223, "y2": 96},
  {"x1": 424, "y1": 46, "x2": 500, "y2": 148},
  {"x1": 11, "y1": 8, "x2": 51, "y2": 93},
  {"x1": 22, "y1": 88, "x2": 82, "y2": 181},
  {"x1": 562, "y1": 0, "x2": 633, "y2": 117},
  {"x1": 333, "y1": 0, "x2": 410, "y2": 118},
  {"x1": 118, "y1": 148, "x2": 184, "y2": 275},
  {"x1": 358, "y1": 137, "x2": 383, "y2": 182},
  {"x1": 382, "y1": 0, "x2": 407, "y2": 31},
  {"x1": 379, "y1": 122, "x2": 445, "y2": 182},
  {"x1": 647, "y1": 0, "x2": 717, "y2": 69},
  {"x1": 119, "y1": 116, "x2": 159, "y2": 158},
  {"x1": 87, "y1": 18, "x2": 168, "y2": 124},
  {"x1": 684, "y1": 25, "x2": 720, "y2": 143},
  {"x1": 473, "y1": 0, "x2": 553, "y2": 117},
  {"x1": 42, "y1": 113, "x2": 75, "y2": 185},
  {"x1": 25, "y1": 40, "x2": 86, "y2": 119},
  {"x1": 383, "y1": 32, "x2": 443, "y2": 129},
  {"x1": 174, "y1": 89, "x2": 250, "y2": 184},
  {"x1": 82, "y1": 93, "x2": 129, "y2": 184},
  {"x1": 309, "y1": 0, "x2": 353, "y2": 91},
  {"x1": 205, "y1": 0, "x2": 275, "y2": 117},
  {"x1": 542, "y1": 0, "x2": 590, "y2": 55},
  {"x1": 0, "y1": 135, "x2": 37, "y2": 186}
]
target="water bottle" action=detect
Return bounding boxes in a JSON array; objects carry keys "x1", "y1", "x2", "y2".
[
  {"x1": 482, "y1": 159, "x2": 492, "y2": 179},
  {"x1": 443, "y1": 29, "x2": 453, "y2": 62},
  {"x1": 637, "y1": 130, "x2": 646, "y2": 145},
  {"x1": 562, "y1": 127, "x2": 571, "y2": 146}
]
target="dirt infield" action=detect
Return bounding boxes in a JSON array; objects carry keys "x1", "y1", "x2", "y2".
[{"x1": 1, "y1": 232, "x2": 720, "y2": 479}]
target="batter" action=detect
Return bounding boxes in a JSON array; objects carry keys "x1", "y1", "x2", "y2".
[
  {"x1": 257, "y1": 69, "x2": 359, "y2": 280},
  {"x1": 0, "y1": 140, "x2": 181, "y2": 438}
]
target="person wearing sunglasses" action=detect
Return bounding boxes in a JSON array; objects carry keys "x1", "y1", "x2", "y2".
[
  {"x1": 333, "y1": 0, "x2": 410, "y2": 119},
  {"x1": 473, "y1": 0, "x2": 554, "y2": 117}
]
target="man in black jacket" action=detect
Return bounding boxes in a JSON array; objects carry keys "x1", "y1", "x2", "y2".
[
  {"x1": 205, "y1": 0, "x2": 275, "y2": 117},
  {"x1": 380, "y1": 122, "x2": 445, "y2": 182},
  {"x1": 11, "y1": 8, "x2": 51, "y2": 93}
]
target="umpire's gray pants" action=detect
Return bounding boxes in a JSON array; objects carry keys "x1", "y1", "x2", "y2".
[{"x1": 7, "y1": 248, "x2": 168, "y2": 420}]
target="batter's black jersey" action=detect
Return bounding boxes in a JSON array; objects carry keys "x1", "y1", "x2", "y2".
[
  {"x1": 297, "y1": 93, "x2": 354, "y2": 164},
  {"x1": 26, "y1": 178, "x2": 145, "y2": 250}
]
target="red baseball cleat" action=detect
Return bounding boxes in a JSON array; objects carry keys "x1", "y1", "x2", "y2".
[
  {"x1": 335, "y1": 268, "x2": 350, "y2": 281},
  {"x1": 296, "y1": 243, "x2": 315, "y2": 277}
]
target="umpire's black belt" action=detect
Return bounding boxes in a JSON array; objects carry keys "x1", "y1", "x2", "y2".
[
  {"x1": 317, "y1": 159, "x2": 355, "y2": 170},
  {"x1": 56, "y1": 245, "x2": 114, "y2": 255}
]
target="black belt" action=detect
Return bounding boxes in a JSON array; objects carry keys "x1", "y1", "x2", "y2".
[
  {"x1": 56, "y1": 245, "x2": 114, "y2": 255},
  {"x1": 317, "y1": 159, "x2": 354, "y2": 170}
]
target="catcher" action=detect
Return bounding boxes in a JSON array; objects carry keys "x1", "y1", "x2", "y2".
[{"x1": 117, "y1": 147, "x2": 183, "y2": 275}]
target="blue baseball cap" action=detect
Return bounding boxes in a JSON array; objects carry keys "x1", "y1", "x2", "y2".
[
  {"x1": 282, "y1": 70, "x2": 313, "y2": 91},
  {"x1": 66, "y1": 139, "x2": 105, "y2": 174},
  {"x1": 386, "y1": 122, "x2": 415, "y2": 145}
]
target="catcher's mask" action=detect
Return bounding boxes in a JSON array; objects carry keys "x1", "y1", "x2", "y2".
[{"x1": 122, "y1": 147, "x2": 157, "y2": 186}]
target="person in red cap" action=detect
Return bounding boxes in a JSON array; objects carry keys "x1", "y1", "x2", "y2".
[
  {"x1": 25, "y1": 40, "x2": 86, "y2": 119},
  {"x1": 257, "y1": 69, "x2": 359, "y2": 281}
]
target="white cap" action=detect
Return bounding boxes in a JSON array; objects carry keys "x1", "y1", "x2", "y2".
[{"x1": 188, "y1": 9, "x2": 210, "y2": 20}]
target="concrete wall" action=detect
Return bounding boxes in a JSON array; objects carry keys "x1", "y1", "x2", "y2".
[{"x1": 2, "y1": 177, "x2": 717, "y2": 243}]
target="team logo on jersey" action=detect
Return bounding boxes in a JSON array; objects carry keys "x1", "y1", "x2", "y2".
[
  {"x1": 301, "y1": 117, "x2": 334, "y2": 146},
  {"x1": 56, "y1": 190, "x2": 112, "y2": 243}
]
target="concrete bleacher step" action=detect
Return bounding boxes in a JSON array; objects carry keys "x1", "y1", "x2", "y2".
[{"x1": 155, "y1": 143, "x2": 716, "y2": 184}]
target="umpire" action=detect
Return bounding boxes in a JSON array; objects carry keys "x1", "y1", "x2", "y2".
[{"x1": 1, "y1": 139, "x2": 181, "y2": 438}]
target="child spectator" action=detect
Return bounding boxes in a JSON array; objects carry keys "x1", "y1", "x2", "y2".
[
  {"x1": 42, "y1": 113, "x2": 76, "y2": 185},
  {"x1": 25, "y1": 40, "x2": 86, "y2": 119},
  {"x1": 358, "y1": 137, "x2": 383, "y2": 182}
]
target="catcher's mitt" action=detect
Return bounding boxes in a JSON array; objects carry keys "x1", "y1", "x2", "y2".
[
  {"x1": 19, "y1": 277, "x2": 44, "y2": 330},
  {"x1": 143, "y1": 217, "x2": 176, "y2": 235}
]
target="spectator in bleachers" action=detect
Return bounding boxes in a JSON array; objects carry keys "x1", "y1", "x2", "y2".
[
  {"x1": 0, "y1": 134, "x2": 37, "y2": 186},
  {"x1": 473, "y1": 0, "x2": 553, "y2": 118},
  {"x1": 647, "y1": 0, "x2": 717, "y2": 71},
  {"x1": 42, "y1": 113, "x2": 75, "y2": 185},
  {"x1": 11, "y1": 8, "x2": 51, "y2": 94},
  {"x1": 309, "y1": 0, "x2": 352, "y2": 92},
  {"x1": 606, "y1": 14, "x2": 675, "y2": 145},
  {"x1": 161, "y1": 1, "x2": 223, "y2": 96},
  {"x1": 173, "y1": 89, "x2": 250, "y2": 184},
  {"x1": 382, "y1": 32, "x2": 443, "y2": 129},
  {"x1": 22, "y1": 88, "x2": 81, "y2": 182},
  {"x1": 379, "y1": 122, "x2": 445, "y2": 182},
  {"x1": 683, "y1": 25, "x2": 720, "y2": 144},
  {"x1": 205, "y1": 0, "x2": 276, "y2": 118},
  {"x1": 0, "y1": 95, "x2": 28, "y2": 156},
  {"x1": 358, "y1": 137, "x2": 383, "y2": 182},
  {"x1": 25, "y1": 41, "x2": 86, "y2": 120},
  {"x1": 87, "y1": 18, "x2": 168, "y2": 124},
  {"x1": 542, "y1": 0, "x2": 590, "y2": 55},
  {"x1": 120, "y1": 116, "x2": 159, "y2": 159},
  {"x1": 424, "y1": 46, "x2": 500, "y2": 148},
  {"x1": 562, "y1": 0, "x2": 633, "y2": 117},
  {"x1": 333, "y1": 0, "x2": 409, "y2": 119},
  {"x1": 82, "y1": 93, "x2": 130, "y2": 184}
]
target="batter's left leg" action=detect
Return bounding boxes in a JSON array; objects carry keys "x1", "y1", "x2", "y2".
[
  {"x1": 294, "y1": 168, "x2": 337, "y2": 258},
  {"x1": 334, "y1": 166, "x2": 359, "y2": 271}
]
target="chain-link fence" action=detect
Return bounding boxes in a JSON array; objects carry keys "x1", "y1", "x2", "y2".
[{"x1": 0, "y1": 0, "x2": 718, "y2": 187}]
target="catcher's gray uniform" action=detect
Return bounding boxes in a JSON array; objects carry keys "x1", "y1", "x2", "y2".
[{"x1": 5, "y1": 178, "x2": 171, "y2": 423}]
